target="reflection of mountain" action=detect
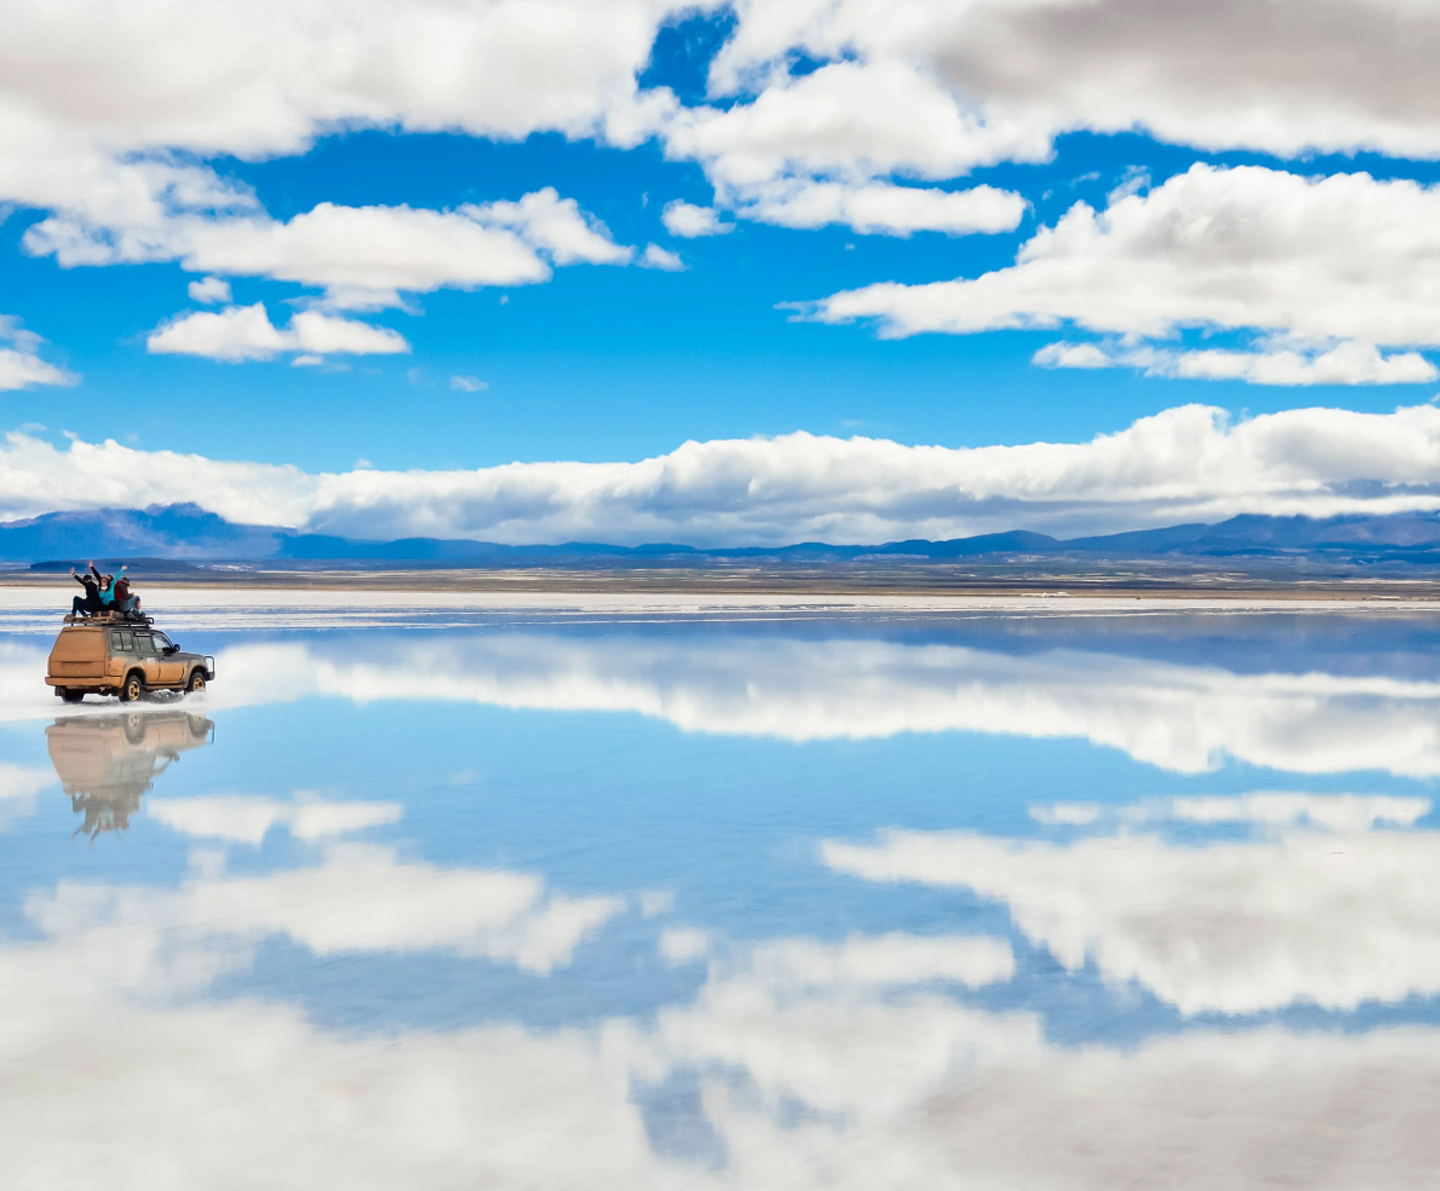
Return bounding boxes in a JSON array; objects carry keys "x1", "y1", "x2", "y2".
[
  {"x1": 207, "y1": 630, "x2": 1440, "y2": 776},
  {"x1": 46, "y1": 711, "x2": 214, "y2": 839}
]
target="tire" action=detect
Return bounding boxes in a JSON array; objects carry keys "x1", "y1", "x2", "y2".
[
  {"x1": 60, "y1": 688, "x2": 85, "y2": 704},
  {"x1": 119, "y1": 671, "x2": 145, "y2": 703},
  {"x1": 185, "y1": 668, "x2": 207, "y2": 694}
]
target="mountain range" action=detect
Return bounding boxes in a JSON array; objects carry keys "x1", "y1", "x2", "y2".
[{"x1": 9, "y1": 503, "x2": 1440, "y2": 570}]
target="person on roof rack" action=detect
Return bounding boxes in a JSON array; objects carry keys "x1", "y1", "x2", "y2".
[
  {"x1": 112, "y1": 568, "x2": 142, "y2": 617},
  {"x1": 90, "y1": 563, "x2": 116, "y2": 614},
  {"x1": 69, "y1": 565, "x2": 102, "y2": 617}
]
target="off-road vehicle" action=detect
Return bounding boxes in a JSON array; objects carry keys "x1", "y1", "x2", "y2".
[{"x1": 46, "y1": 617, "x2": 215, "y2": 703}]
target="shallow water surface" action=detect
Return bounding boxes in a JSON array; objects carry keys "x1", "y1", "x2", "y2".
[{"x1": 3, "y1": 604, "x2": 1440, "y2": 1188}]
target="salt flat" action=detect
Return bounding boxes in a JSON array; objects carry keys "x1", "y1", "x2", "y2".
[
  {"x1": 4, "y1": 603, "x2": 1440, "y2": 1187},
  {"x1": 2, "y1": 580, "x2": 1440, "y2": 635}
]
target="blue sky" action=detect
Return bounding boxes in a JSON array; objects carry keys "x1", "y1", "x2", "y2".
[
  {"x1": 18, "y1": 128, "x2": 1433, "y2": 473},
  {"x1": 5, "y1": 1, "x2": 1440, "y2": 542}
]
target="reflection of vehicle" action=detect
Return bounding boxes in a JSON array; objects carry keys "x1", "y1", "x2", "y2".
[
  {"x1": 46, "y1": 622, "x2": 215, "y2": 703},
  {"x1": 46, "y1": 711, "x2": 215, "y2": 839}
]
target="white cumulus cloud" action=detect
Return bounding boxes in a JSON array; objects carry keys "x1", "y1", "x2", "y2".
[
  {"x1": 0, "y1": 316, "x2": 78, "y2": 391},
  {"x1": 660, "y1": 200, "x2": 732, "y2": 237},
  {"x1": 640, "y1": 242, "x2": 684, "y2": 270},
  {"x1": 811, "y1": 165, "x2": 1440, "y2": 383},
  {"x1": 740, "y1": 179, "x2": 1025, "y2": 237},
  {"x1": 30, "y1": 188, "x2": 633, "y2": 311},
  {"x1": 664, "y1": 59, "x2": 1031, "y2": 234},
  {"x1": 660, "y1": 0, "x2": 1440, "y2": 237},
  {"x1": 0, "y1": 0, "x2": 688, "y2": 222},
  {"x1": 8, "y1": 0, "x2": 1440, "y2": 302},
  {"x1": 711, "y1": 0, "x2": 1440, "y2": 166},
  {"x1": 186, "y1": 276, "x2": 232, "y2": 304},
  {"x1": 147, "y1": 304, "x2": 409, "y2": 362},
  {"x1": 11, "y1": 401, "x2": 1440, "y2": 539},
  {"x1": 670, "y1": 57, "x2": 1037, "y2": 189},
  {"x1": 1035, "y1": 340, "x2": 1440, "y2": 387},
  {"x1": 0, "y1": 2, "x2": 669, "y2": 319}
]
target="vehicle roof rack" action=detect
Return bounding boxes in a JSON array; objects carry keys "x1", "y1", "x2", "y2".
[{"x1": 62, "y1": 612, "x2": 155, "y2": 626}]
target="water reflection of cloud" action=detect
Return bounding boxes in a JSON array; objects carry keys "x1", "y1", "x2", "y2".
[
  {"x1": 6, "y1": 630, "x2": 1440, "y2": 775},
  {"x1": 148, "y1": 794, "x2": 402, "y2": 844},
  {"x1": 205, "y1": 636, "x2": 1440, "y2": 776},
  {"x1": 826, "y1": 793, "x2": 1440, "y2": 1016},
  {"x1": 0, "y1": 759, "x2": 56, "y2": 827},
  {"x1": 736, "y1": 933, "x2": 1015, "y2": 991},
  {"x1": 1031, "y1": 792, "x2": 1431, "y2": 832},
  {"x1": 5, "y1": 899, "x2": 1440, "y2": 1187},
  {"x1": 29, "y1": 844, "x2": 625, "y2": 978}
]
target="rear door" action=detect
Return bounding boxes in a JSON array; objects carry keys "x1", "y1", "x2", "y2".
[{"x1": 108, "y1": 629, "x2": 138, "y2": 682}]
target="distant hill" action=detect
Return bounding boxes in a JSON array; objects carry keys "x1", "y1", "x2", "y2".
[
  {"x1": 0, "y1": 505, "x2": 284, "y2": 562},
  {"x1": 7, "y1": 504, "x2": 1440, "y2": 569}
]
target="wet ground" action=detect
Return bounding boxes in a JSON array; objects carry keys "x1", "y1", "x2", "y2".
[{"x1": 3, "y1": 595, "x2": 1439, "y2": 1188}]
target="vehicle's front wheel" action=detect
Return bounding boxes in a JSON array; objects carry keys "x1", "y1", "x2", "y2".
[
  {"x1": 60, "y1": 688, "x2": 85, "y2": 704},
  {"x1": 185, "y1": 668, "x2": 207, "y2": 694},
  {"x1": 119, "y1": 672, "x2": 144, "y2": 703}
]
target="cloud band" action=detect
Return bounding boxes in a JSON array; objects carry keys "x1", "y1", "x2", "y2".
[{"x1": 5, "y1": 401, "x2": 1440, "y2": 542}]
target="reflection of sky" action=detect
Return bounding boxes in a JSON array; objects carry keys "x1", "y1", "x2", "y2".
[{"x1": 3, "y1": 608, "x2": 1440, "y2": 1185}]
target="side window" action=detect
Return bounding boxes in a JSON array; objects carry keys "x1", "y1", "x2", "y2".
[
  {"x1": 134, "y1": 634, "x2": 158, "y2": 656},
  {"x1": 109, "y1": 631, "x2": 134, "y2": 653},
  {"x1": 152, "y1": 633, "x2": 173, "y2": 651}
]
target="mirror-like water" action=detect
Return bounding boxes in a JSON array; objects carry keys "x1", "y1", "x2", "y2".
[{"x1": 3, "y1": 600, "x2": 1438, "y2": 1188}]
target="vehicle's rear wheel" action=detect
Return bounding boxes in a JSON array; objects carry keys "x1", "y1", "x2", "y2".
[
  {"x1": 119, "y1": 671, "x2": 144, "y2": 703},
  {"x1": 60, "y1": 688, "x2": 85, "y2": 704},
  {"x1": 185, "y1": 668, "x2": 207, "y2": 694}
]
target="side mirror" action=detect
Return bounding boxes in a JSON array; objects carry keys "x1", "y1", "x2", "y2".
[{"x1": 164, "y1": 644, "x2": 180, "y2": 655}]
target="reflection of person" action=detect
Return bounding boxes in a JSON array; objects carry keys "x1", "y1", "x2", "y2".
[{"x1": 69, "y1": 566, "x2": 102, "y2": 616}]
